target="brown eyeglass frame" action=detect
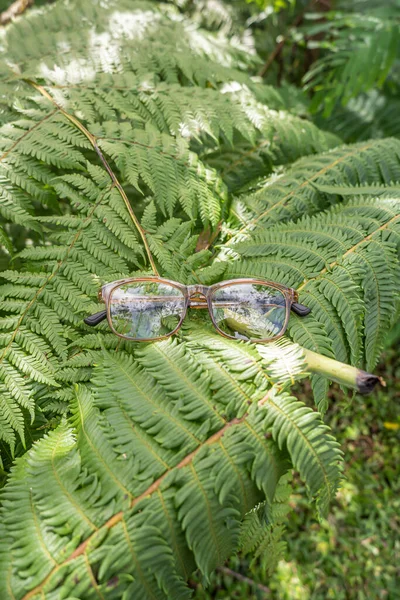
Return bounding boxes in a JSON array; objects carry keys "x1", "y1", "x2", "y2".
[{"x1": 84, "y1": 277, "x2": 311, "y2": 343}]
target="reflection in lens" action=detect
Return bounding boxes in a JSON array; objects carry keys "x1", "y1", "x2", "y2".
[
  {"x1": 211, "y1": 283, "x2": 287, "y2": 341},
  {"x1": 109, "y1": 281, "x2": 185, "y2": 340}
]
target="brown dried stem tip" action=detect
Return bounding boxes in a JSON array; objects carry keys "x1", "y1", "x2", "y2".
[
  {"x1": 0, "y1": 0, "x2": 34, "y2": 26},
  {"x1": 303, "y1": 349, "x2": 385, "y2": 395}
]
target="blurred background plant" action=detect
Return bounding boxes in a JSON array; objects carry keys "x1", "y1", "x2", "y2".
[
  {"x1": 238, "y1": 0, "x2": 400, "y2": 138},
  {"x1": 171, "y1": 0, "x2": 400, "y2": 143}
]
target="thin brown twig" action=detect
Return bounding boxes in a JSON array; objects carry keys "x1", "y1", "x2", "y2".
[
  {"x1": 0, "y1": 0, "x2": 33, "y2": 25},
  {"x1": 218, "y1": 566, "x2": 272, "y2": 595},
  {"x1": 258, "y1": 1, "x2": 314, "y2": 78},
  {"x1": 25, "y1": 79, "x2": 159, "y2": 276}
]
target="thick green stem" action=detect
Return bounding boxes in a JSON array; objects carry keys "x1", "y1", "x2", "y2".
[{"x1": 303, "y1": 348, "x2": 385, "y2": 395}]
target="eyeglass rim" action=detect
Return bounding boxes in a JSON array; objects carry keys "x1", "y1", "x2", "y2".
[
  {"x1": 106, "y1": 277, "x2": 187, "y2": 342},
  {"x1": 208, "y1": 278, "x2": 292, "y2": 344},
  {"x1": 102, "y1": 276, "x2": 296, "y2": 343}
]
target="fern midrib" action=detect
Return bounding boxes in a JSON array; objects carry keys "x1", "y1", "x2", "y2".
[
  {"x1": 0, "y1": 109, "x2": 58, "y2": 163},
  {"x1": 24, "y1": 79, "x2": 159, "y2": 276},
  {"x1": 298, "y1": 286, "x2": 349, "y2": 358},
  {"x1": 316, "y1": 270, "x2": 361, "y2": 362},
  {"x1": 289, "y1": 316, "x2": 328, "y2": 355},
  {"x1": 0, "y1": 185, "x2": 112, "y2": 367},
  {"x1": 269, "y1": 226, "x2": 350, "y2": 250},
  {"x1": 225, "y1": 140, "x2": 378, "y2": 245},
  {"x1": 358, "y1": 250, "x2": 382, "y2": 367},
  {"x1": 83, "y1": 554, "x2": 105, "y2": 600},
  {"x1": 242, "y1": 420, "x2": 282, "y2": 483},
  {"x1": 117, "y1": 402, "x2": 171, "y2": 471},
  {"x1": 241, "y1": 239, "x2": 332, "y2": 266},
  {"x1": 109, "y1": 356, "x2": 202, "y2": 445},
  {"x1": 273, "y1": 353, "x2": 296, "y2": 387},
  {"x1": 77, "y1": 394, "x2": 134, "y2": 502},
  {"x1": 202, "y1": 353, "x2": 261, "y2": 405},
  {"x1": 189, "y1": 462, "x2": 223, "y2": 563},
  {"x1": 297, "y1": 212, "x2": 400, "y2": 292},
  {"x1": 152, "y1": 344, "x2": 227, "y2": 425},
  {"x1": 6, "y1": 563, "x2": 16, "y2": 600},
  {"x1": 218, "y1": 439, "x2": 249, "y2": 509},
  {"x1": 20, "y1": 413, "x2": 248, "y2": 600},
  {"x1": 257, "y1": 393, "x2": 332, "y2": 497},
  {"x1": 51, "y1": 430, "x2": 98, "y2": 532},
  {"x1": 237, "y1": 256, "x2": 308, "y2": 279},
  {"x1": 120, "y1": 517, "x2": 159, "y2": 600},
  {"x1": 29, "y1": 489, "x2": 58, "y2": 567},
  {"x1": 156, "y1": 488, "x2": 190, "y2": 580}
]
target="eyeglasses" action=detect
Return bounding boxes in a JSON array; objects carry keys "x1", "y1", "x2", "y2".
[{"x1": 84, "y1": 277, "x2": 311, "y2": 343}]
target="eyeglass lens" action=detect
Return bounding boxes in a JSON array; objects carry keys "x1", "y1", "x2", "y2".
[
  {"x1": 109, "y1": 282, "x2": 186, "y2": 340},
  {"x1": 210, "y1": 283, "x2": 287, "y2": 341}
]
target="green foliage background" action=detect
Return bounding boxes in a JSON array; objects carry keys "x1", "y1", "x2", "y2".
[
  {"x1": 0, "y1": 0, "x2": 399, "y2": 598},
  {"x1": 192, "y1": 347, "x2": 400, "y2": 600}
]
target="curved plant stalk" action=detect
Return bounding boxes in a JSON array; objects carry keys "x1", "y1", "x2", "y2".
[
  {"x1": 303, "y1": 348, "x2": 385, "y2": 394},
  {"x1": 25, "y1": 79, "x2": 160, "y2": 276},
  {"x1": 0, "y1": 0, "x2": 33, "y2": 25},
  {"x1": 257, "y1": 339, "x2": 384, "y2": 394}
]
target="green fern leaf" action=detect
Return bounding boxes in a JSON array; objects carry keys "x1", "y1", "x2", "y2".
[
  {"x1": 258, "y1": 389, "x2": 343, "y2": 518},
  {"x1": 0, "y1": 341, "x2": 341, "y2": 597}
]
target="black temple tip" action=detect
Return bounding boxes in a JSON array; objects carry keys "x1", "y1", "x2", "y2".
[
  {"x1": 84, "y1": 310, "x2": 107, "y2": 326},
  {"x1": 291, "y1": 302, "x2": 311, "y2": 317}
]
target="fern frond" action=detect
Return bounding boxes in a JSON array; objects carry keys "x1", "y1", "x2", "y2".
[
  {"x1": 224, "y1": 138, "x2": 400, "y2": 243},
  {"x1": 314, "y1": 89, "x2": 400, "y2": 143},
  {"x1": 44, "y1": 82, "x2": 264, "y2": 144},
  {"x1": 1, "y1": 1, "x2": 257, "y2": 85},
  {"x1": 0, "y1": 340, "x2": 342, "y2": 598},
  {"x1": 98, "y1": 125, "x2": 227, "y2": 224},
  {"x1": 0, "y1": 1, "x2": 397, "y2": 592},
  {"x1": 239, "y1": 473, "x2": 292, "y2": 575},
  {"x1": 256, "y1": 337, "x2": 307, "y2": 386},
  {"x1": 224, "y1": 196, "x2": 400, "y2": 370},
  {"x1": 203, "y1": 99, "x2": 339, "y2": 192},
  {"x1": 258, "y1": 388, "x2": 343, "y2": 518},
  {"x1": 0, "y1": 164, "x2": 144, "y2": 447}
]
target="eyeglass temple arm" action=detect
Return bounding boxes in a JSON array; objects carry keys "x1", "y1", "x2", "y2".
[
  {"x1": 84, "y1": 310, "x2": 107, "y2": 326},
  {"x1": 291, "y1": 302, "x2": 311, "y2": 317},
  {"x1": 83, "y1": 302, "x2": 311, "y2": 328}
]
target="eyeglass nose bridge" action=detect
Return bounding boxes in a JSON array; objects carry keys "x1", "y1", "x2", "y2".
[{"x1": 187, "y1": 284, "x2": 209, "y2": 308}]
